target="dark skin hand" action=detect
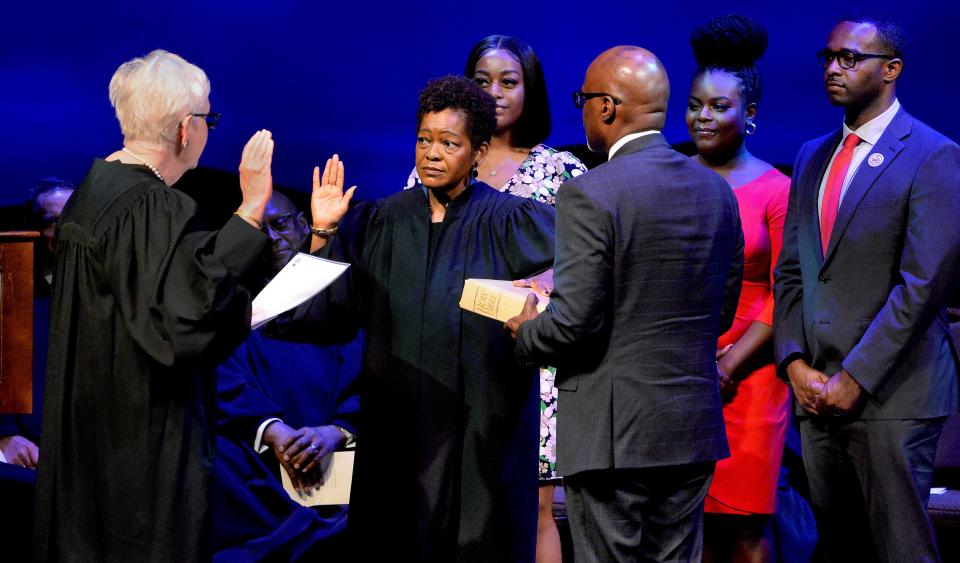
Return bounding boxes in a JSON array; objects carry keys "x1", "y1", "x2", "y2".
[
  {"x1": 0, "y1": 435, "x2": 39, "y2": 469},
  {"x1": 264, "y1": 421, "x2": 345, "y2": 492},
  {"x1": 785, "y1": 359, "x2": 831, "y2": 415},
  {"x1": 506, "y1": 293, "x2": 541, "y2": 339},
  {"x1": 812, "y1": 369, "x2": 864, "y2": 415},
  {"x1": 716, "y1": 321, "x2": 774, "y2": 403}
]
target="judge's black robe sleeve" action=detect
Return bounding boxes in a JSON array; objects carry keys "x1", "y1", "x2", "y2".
[{"x1": 99, "y1": 188, "x2": 269, "y2": 367}]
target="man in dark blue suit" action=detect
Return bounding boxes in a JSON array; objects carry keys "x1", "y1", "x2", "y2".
[
  {"x1": 773, "y1": 17, "x2": 960, "y2": 562},
  {"x1": 508, "y1": 46, "x2": 743, "y2": 562}
]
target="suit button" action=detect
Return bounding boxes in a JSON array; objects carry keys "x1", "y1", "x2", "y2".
[{"x1": 818, "y1": 276, "x2": 828, "y2": 284}]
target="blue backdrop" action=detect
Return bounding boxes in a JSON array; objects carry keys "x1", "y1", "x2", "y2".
[{"x1": 1, "y1": 1, "x2": 956, "y2": 207}]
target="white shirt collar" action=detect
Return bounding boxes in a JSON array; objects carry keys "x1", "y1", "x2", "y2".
[
  {"x1": 608, "y1": 130, "x2": 660, "y2": 160},
  {"x1": 842, "y1": 98, "x2": 901, "y2": 146}
]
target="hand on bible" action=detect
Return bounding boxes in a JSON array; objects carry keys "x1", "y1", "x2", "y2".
[
  {"x1": 505, "y1": 293, "x2": 541, "y2": 339},
  {"x1": 0, "y1": 435, "x2": 38, "y2": 469},
  {"x1": 238, "y1": 129, "x2": 274, "y2": 218},
  {"x1": 513, "y1": 269, "x2": 554, "y2": 297},
  {"x1": 311, "y1": 154, "x2": 357, "y2": 231}
]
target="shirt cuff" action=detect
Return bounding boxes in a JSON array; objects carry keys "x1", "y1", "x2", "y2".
[
  {"x1": 0, "y1": 448, "x2": 6, "y2": 464},
  {"x1": 254, "y1": 418, "x2": 283, "y2": 453},
  {"x1": 337, "y1": 426, "x2": 357, "y2": 448}
]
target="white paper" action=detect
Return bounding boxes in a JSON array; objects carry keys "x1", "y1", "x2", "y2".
[
  {"x1": 931, "y1": 487, "x2": 948, "y2": 495},
  {"x1": 250, "y1": 253, "x2": 350, "y2": 330},
  {"x1": 280, "y1": 450, "x2": 355, "y2": 506}
]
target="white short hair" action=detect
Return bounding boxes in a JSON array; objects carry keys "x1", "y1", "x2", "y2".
[{"x1": 108, "y1": 49, "x2": 210, "y2": 147}]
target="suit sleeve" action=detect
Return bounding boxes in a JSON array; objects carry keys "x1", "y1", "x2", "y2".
[
  {"x1": 517, "y1": 180, "x2": 611, "y2": 364},
  {"x1": 842, "y1": 142, "x2": 960, "y2": 393},
  {"x1": 774, "y1": 144, "x2": 813, "y2": 376}
]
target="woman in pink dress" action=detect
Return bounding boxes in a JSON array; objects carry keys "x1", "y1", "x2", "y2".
[{"x1": 686, "y1": 15, "x2": 791, "y2": 562}]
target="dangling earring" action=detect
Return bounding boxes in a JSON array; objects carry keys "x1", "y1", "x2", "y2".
[
  {"x1": 470, "y1": 163, "x2": 479, "y2": 179},
  {"x1": 745, "y1": 121, "x2": 757, "y2": 135},
  {"x1": 182, "y1": 140, "x2": 189, "y2": 149}
]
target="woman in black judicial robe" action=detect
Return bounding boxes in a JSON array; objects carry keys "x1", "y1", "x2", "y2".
[
  {"x1": 292, "y1": 76, "x2": 556, "y2": 561},
  {"x1": 34, "y1": 50, "x2": 274, "y2": 562}
]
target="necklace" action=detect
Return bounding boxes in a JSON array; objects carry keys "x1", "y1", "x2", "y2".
[{"x1": 122, "y1": 147, "x2": 165, "y2": 183}]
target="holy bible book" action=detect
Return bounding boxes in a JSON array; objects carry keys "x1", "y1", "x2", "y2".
[{"x1": 459, "y1": 279, "x2": 549, "y2": 323}]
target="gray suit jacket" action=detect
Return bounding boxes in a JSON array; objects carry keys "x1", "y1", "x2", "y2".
[
  {"x1": 773, "y1": 108, "x2": 960, "y2": 419},
  {"x1": 517, "y1": 133, "x2": 743, "y2": 476}
]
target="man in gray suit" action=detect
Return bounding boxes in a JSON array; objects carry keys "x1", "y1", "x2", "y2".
[
  {"x1": 507, "y1": 46, "x2": 743, "y2": 562},
  {"x1": 774, "y1": 17, "x2": 960, "y2": 561}
]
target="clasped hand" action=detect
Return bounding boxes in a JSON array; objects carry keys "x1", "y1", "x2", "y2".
[
  {"x1": 787, "y1": 359, "x2": 863, "y2": 416},
  {"x1": 265, "y1": 422, "x2": 345, "y2": 493}
]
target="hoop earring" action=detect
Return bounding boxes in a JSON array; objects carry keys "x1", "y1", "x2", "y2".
[{"x1": 745, "y1": 121, "x2": 757, "y2": 135}]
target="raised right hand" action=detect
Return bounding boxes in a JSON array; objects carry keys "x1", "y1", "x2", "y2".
[
  {"x1": 311, "y1": 154, "x2": 357, "y2": 230},
  {"x1": 238, "y1": 129, "x2": 274, "y2": 219}
]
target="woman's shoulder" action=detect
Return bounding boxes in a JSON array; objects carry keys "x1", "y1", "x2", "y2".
[
  {"x1": 507, "y1": 144, "x2": 588, "y2": 205},
  {"x1": 75, "y1": 159, "x2": 188, "y2": 234},
  {"x1": 527, "y1": 144, "x2": 588, "y2": 174}
]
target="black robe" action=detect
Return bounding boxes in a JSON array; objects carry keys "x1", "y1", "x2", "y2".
[
  {"x1": 286, "y1": 183, "x2": 555, "y2": 562},
  {"x1": 34, "y1": 160, "x2": 269, "y2": 562}
]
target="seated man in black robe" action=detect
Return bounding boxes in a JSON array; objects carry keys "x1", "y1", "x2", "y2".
[{"x1": 212, "y1": 191, "x2": 361, "y2": 562}]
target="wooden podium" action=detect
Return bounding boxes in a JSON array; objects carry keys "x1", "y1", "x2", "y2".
[{"x1": 0, "y1": 232, "x2": 37, "y2": 414}]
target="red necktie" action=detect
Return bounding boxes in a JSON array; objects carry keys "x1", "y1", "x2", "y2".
[{"x1": 820, "y1": 133, "x2": 861, "y2": 254}]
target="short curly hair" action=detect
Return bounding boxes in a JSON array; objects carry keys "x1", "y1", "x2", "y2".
[{"x1": 416, "y1": 76, "x2": 496, "y2": 150}]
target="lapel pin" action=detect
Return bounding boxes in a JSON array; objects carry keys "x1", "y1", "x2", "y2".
[{"x1": 868, "y1": 153, "x2": 884, "y2": 167}]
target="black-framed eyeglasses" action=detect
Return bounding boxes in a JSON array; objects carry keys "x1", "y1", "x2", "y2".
[
  {"x1": 572, "y1": 90, "x2": 623, "y2": 109},
  {"x1": 189, "y1": 112, "x2": 222, "y2": 130},
  {"x1": 816, "y1": 49, "x2": 895, "y2": 70},
  {"x1": 263, "y1": 211, "x2": 301, "y2": 233}
]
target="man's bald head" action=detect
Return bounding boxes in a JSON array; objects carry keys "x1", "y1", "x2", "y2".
[{"x1": 581, "y1": 46, "x2": 670, "y2": 154}]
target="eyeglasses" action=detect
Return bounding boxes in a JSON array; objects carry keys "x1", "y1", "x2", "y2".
[
  {"x1": 816, "y1": 49, "x2": 895, "y2": 70},
  {"x1": 572, "y1": 90, "x2": 623, "y2": 109},
  {"x1": 263, "y1": 212, "x2": 301, "y2": 233},
  {"x1": 189, "y1": 112, "x2": 222, "y2": 130}
]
